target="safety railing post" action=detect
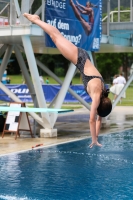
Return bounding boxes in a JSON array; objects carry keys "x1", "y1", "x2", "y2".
[
  {"x1": 107, "y1": 0, "x2": 110, "y2": 36},
  {"x1": 130, "y1": 0, "x2": 133, "y2": 22},
  {"x1": 118, "y1": 0, "x2": 120, "y2": 22}
]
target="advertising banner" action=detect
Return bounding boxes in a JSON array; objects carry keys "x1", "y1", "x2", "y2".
[
  {"x1": 0, "y1": 84, "x2": 92, "y2": 103},
  {"x1": 45, "y1": 0, "x2": 102, "y2": 51}
]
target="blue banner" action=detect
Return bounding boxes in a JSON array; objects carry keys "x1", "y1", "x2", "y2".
[
  {"x1": 0, "y1": 84, "x2": 92, "y2": 103},
  {"x1": 45, "y1": 0, "x2": 102, "y2": 51}
]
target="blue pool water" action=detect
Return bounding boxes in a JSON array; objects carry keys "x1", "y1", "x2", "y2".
[{"x1": 1, "y1": 129, "x2": 133, "y2": 200}]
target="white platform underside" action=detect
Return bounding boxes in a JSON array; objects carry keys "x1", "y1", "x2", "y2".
[{"x1": 1, "y1": 24, "x2": 133, "y2": 53}]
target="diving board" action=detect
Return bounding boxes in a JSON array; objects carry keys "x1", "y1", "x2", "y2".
[{"x1": 0, "y1": 106, "x2": 74, "y2": 113}]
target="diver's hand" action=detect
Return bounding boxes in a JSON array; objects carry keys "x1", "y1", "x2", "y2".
[{"x1": 89, "y1": 141, "x2": 102, "y2": 148}]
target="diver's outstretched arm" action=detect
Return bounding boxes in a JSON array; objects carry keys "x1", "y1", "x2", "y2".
[
  {"x1": 76, "y1": 1, "x2": 87, "y2": 10},
  {"x1": 76, "y1": 5, "x2": 87, "y2": 14}
]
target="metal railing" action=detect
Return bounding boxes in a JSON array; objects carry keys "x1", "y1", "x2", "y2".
[
  {"x1": 105, "y1": 0, "x2": 133, "y2": 22},
  {"x1": 0, "y1": 0, "x2": 45, "y2": 26},
  {"x1": 102, "y1": 10, "x2": 131, "y2": 22},
  {"x1": 102, "y1": 0, "x2": 133, "y2": 36},
  {"x1": 0, "y1": 2, "x2": 9, "y2": 16}
]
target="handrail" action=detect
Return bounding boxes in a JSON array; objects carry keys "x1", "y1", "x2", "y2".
[
  {"x1": 102, "y1": 10, "x2": 130, "y2": 22},
  {"x1": 0, "y1": 16, "x2": 8, "y2": 19},
  {"x1": 0, "y1": 1, "x2": 8, "y2": 3},
  {"x1": 0, "y1": 3, "x2": 9, "y2": 15},
  {"x1": 0, "y1": 0, "x2": 44, "y2": 25}
]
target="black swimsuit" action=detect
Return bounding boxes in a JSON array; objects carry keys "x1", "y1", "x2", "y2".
[{"x1": 75, "y1": 48, "x2": 104, "y2": 92}]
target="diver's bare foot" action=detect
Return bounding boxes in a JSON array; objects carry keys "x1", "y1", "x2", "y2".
[{"x1": 23, "y1": 13, "x2": 40, "y2": 23}]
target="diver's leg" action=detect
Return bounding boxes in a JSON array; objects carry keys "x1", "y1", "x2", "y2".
[
  {"x1": 80, "y1": 21, "x2": 92, "y2": 35},
  {"x1": 70, "y1": 0, "x2": 82, "y2": 20},
  {"x1": 23, "y1": 13, "x2": 78, "y2": 65}
]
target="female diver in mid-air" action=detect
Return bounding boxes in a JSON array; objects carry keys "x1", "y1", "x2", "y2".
[
  {"x1": 23, "y1": 13, "x2": 112, "y2": 148},
  {"x1": 70, "y1": 0, "x2": 98, "y2": 36}
]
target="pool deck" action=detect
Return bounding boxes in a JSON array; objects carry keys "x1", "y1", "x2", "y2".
[{"x1": 0, "y1": 106, "x2": 133, "y2": 156}]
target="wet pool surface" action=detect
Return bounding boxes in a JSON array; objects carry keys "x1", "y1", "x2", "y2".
[{"x1": 0, "y1": 129, "x2": 133, "y2": 200}]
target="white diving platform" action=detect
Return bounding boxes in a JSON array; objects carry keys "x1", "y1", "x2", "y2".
[
  {"x1": 0, "y1": 24, "x2": 61, "y2": 54},
  {"x1": 1, "y1": 24, "x2": 133, "y2": 54}
]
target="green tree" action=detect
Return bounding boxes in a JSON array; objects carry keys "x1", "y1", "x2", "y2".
[
  {"x1": 31, "y1": 0, "x2": 42, "y2": 14},
  {"x1": 112, "y1": 6, "x2": 130, "y2": 22},
  {"x1": 18, "y1": 0, "x2": 42, "y2": 14},
  {"x1": 96, "y1": 53, "x2": 122, "y2": 83},
  {"x1": 36, "y1": 54, "x2": 70, "y2": 76},
  {"x1": 96, "y1": 52, "x2": 133, "y2": 83}
]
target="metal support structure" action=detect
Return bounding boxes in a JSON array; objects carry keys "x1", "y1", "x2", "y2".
[
  {"x1": 34, "y1": 6, "x2": 42, "y2": 16},
  {"x1": 29, "y1": 0, "x2": 34, "y2": 11},
  {"x1": 14, "y1": 46, "x2": 37, "y2": 106},
  {"x1": 0, "y1": 82, "x2": 45, "y2": 127},
  {"x1": 36, "y1": 58, "x2": 91, "y2": 110},
  {"x1": 10, "y1": 0, "x2": 17, "y2": 25},
  {"x1": 50, "y1": 63, "x2": 76, "y2": 126},
  {"x1": 91, "y1": 52, "x2": 98, "y2": 68},
  {"x1": 0, "y1": 45, "x2": 7, "y2": 57},
  {"x1": 19, "y1": 0, "x2": 31, "y2": 24},
  {"x1": 107, "y1": 0, "x2": 110, "y2": 36},
  {"x1": 118, "y1": 0, "x2": 120, "y2": 22},
  {"x1": 49, "y1": 91, "x2": 61, "y2": 108},
  {"x1": 0, "y1": 45, "x2": 13, "y2": 81},
  {"x1": 34, "y1": 1, "x2": 45, "y2": 34},
  {"x1": 130, "y1": 0, "x2": 133, "y2": 22},
  {"x1": 21, "y1": 35, "x2": 51, "y2": 128},
  {"x1": 87, "y1": 51, "x2": 94, "y2": 65},
  {"x1": 49, "y1": 68, "x2": 79, "y2": 108},
  {"x1": 13, "y1": 0, "x2": 21, "y2": 18},
  {"x1": 18, "y1": 45, "x2": 90, "y2": 127},
  {"x1": 0, "y1": 2, "x2": 9, "y2": 15},
  {"x1": 41, "y1": 0, "x2": 45, "y2": 21}
]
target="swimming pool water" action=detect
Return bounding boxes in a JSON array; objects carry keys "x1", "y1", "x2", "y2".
[{"x1": 0, "y1": 129, "x2": 133, "y2": 200}]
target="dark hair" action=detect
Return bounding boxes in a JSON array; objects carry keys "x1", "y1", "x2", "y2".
[{"x1": 97, "y1": 89, "x2": 112, "y2": 117}]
